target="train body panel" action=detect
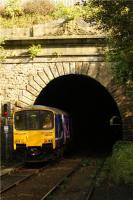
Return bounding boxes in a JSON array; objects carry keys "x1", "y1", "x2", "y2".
[
  {"x1": 13, "y1": 105, "x2": 71, "y2": 161},
  {"x1": 14, "y1": 130, "x2": 55, "y2": 148}
]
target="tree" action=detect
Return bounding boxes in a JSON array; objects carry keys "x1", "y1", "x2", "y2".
[
  {"x1": 84, "y1": 0, "x2": 133, "y2": 98},
  {"x1": 4, "y1": 0, "x2": 23, "y2": 18}
]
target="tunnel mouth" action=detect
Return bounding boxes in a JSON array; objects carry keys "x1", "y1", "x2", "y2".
[{"x1": 34, "y1": 74, "x2": 123, "y2": 154}]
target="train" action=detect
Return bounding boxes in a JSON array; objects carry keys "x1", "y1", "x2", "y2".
[{"x1": 13, "y1": 105, "x2": 71, "y2": 162}]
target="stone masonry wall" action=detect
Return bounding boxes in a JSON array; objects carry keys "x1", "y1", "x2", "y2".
[{"x1": 0, "y1": 36, "x2": 133, "y2": 140}]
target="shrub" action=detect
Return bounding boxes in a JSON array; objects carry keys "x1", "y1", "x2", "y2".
[
  {"x1": 28, "y1": 44, "x2": 42, "y2": 59},
  {"x1": 0, "y1": 14, "x2": 51, "y2": 28},
  {"x1": 110, "y1": 141, "x2": 133, "y2": 184},
  {"x1": 23, "y1": 0, "x2": 54, "y2": 16},
  {"x1": 4, "y1": 0, "x2": 23, "y2": 18},
  {"x1": 52, "y1": 3, "x2": 86, "y2": 20}
]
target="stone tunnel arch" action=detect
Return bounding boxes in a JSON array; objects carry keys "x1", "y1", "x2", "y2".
[
  {"x1": 34, "y1": 74, "x2": 122, "y2": 152},
  {"x1": 16, "y1": 62, "x2": 123, "y2": 152}
]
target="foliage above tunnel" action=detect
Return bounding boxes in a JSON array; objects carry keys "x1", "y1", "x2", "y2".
[
  {"x1": 0, "y1": 0, "x2": 86, "y2": 27},
  {"x1": 83, "y1": 0, "x2": 133, "y2": 99}
]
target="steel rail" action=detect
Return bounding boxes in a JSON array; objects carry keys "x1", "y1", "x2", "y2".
[
  {"x1": 85, "y1": 156, "x2": 107, "y2": 200},
  {"x1": 40, "y1": 161, "x2": 82, "y2": 200},
  {"x1": 0, "y1": 162, "x2": 51, "y2": 194},
  {"x1": 1, "y1": 170, "x2": 38, "y2": 194},
  {"x1": 39, "y1": 156, "x2": 107, "y2": 200}
]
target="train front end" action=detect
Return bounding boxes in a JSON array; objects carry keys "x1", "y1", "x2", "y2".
[{"x1": 13, "y1": 108, "x2": 55, "y2": 161}]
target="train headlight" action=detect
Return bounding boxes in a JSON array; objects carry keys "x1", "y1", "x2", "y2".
[
  {"x1": 44, "y1": 139, "x2": 52, "y2": 143},
  {"x1": 15, "y1": 139, "x2": 25, "y2": 144}
]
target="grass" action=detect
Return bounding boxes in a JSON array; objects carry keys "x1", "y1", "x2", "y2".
[
  {"x1": 110, "y1": 141, "x2": 133, "y2": 184},
  {"x1": 97, "y1": 141, "x2": 133, "y2": 185},
  {"x1": 0, "y1": 14, "x2": 53, "y2": 28}
]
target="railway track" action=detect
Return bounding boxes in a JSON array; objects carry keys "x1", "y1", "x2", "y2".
[
  {"x1": 1, "y1": 164, "x2": 47, "y2": 194},
  {"x1": 39, "y1": 156, "x2": 106, "y2": 200},
  {"x1": 85, "y1": 157, "x2": 106, "y2": 200},
  {"x1": 1, "y1": 156, "x2": 107, "y2": 200},
  {"x1": 40, "y1": 160, "x2": 81, "y2": 200},
  {"x1": 1, "y1": 157, "x2": 82, "y2": 200}
]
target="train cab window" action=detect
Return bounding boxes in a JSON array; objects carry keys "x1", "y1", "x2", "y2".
[
  {"x1": 15, "y1": 110, "x2": 54, "y2": 130},
  {"x1": 27, "y1": 111, "x2": 39, "y2": 129},
  {"x1": 15, "y1": 112, "x2": 26, "y2": 130},
  {"x1": 40, "y1": 111, "x2": 54, "y2": 130}
]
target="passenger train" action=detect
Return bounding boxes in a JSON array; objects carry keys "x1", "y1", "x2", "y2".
[{"x1": 13, "y1": 105, "x2": 71, "y2": 162}]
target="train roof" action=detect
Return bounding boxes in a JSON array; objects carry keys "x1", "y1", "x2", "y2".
[{"x1": 15, "y1": 105, "x2": 69, "y2": 116}]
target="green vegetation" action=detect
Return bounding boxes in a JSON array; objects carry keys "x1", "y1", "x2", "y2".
[
  {"x1": 84, "y1": 0, "x2": 133, "y2": 99},
  {"x1": 52, "y1": 3, "x2": 85, "y2": 20},
  {"x1": 0, "y1": 0, "x2": 54, "y2": 27},
  {"x1": 109, "y1": 141, "x2": 133, "y2": 184},
  {"x1": 96, "y1": 141, "x2": 133, "y2": 186},
  {"x1": 3, "y1": 0, "x2": 23, "y2": 18},
  {"x1": 0, "y1": 14, "x2": 52, "y2": 28},
  {"x1": 23, "y1": 0, "x2": 54, "y2": 16},
  {"x1": 28, "y1": 44, "x2": 42, "y2": 59},
  {"x1": 0, "y1": 1, "x2": 86, "y2": 28}
]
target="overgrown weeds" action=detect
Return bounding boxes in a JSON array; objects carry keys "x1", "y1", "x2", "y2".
[{"x1": 110, "y1": 141, "x2": 133, "y2": 185}]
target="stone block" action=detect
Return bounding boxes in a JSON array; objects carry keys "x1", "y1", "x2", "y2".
[
  {"x1": 29, "y1": 78, "x2": 42, "y2": 92},
  {"x1": 81, "y1": 62, "x2": 89, "y2": 75},
  {"x1": 63, "y1": 62, "x2": 70, "y2": 75},
  {"x1": 0, "y1": 27, "x2": 30, "y2": 37},
  {"x1": 26, "y1": 85, "x2": 38, "y2": 97},
  {"x1": 75, "y1": 62, "x2": 83, "y2": 74},
  {"x1": 37, "y1": 71, "x2": 49, "y2": 84},
  {"x1": 22, "y1": 90, "x2": 36, "y2": 101},
  {"x1": 56, "y1": 63, "x2": 64, "y2": 76},
  {"x1": 69, "y1": 62, "x2": 75, "y2": 74},
  {"x1": 18, "y1": 95, "x2": 34, "y2": 105},
  {"x1": 44, "y1": 65, "x2": 54, "y2": 81},
  {"x1": 49, "y1": 63, "x2": 59, "y2": 78},
  {"x1": 33, "y1": 18, "x2": 66, "y2": 36},
  {"x1": 33, "y1": 75, "x2": 46, "y2": 88}
]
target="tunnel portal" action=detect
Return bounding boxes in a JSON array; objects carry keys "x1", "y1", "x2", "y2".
[{"x1": 34, "y1": 74, "x2": 122, "y2": 153}]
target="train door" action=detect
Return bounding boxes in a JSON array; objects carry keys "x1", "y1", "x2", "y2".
[{"x1": 55, "y1": 114, "x2": 64, "y2": 148}]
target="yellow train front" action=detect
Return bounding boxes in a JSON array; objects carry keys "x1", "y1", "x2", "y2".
[{"x1": 13, "y1": 105, "x2": 71, "y2": 162}]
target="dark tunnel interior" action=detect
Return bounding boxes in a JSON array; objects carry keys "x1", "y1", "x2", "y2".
[{"x1": 34, "y1": 74, "x2": 123, "y2": 153}]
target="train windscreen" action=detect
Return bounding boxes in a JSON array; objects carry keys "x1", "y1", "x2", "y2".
[{"x1": 14, "y1": 110, "x2": 54, "y2": 130}]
